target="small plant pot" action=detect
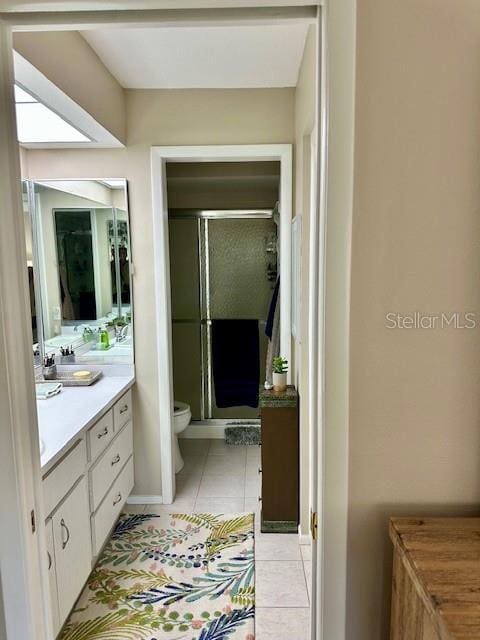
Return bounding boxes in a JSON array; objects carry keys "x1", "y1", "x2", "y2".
[{"x1": 273, "y1": 372, "x2": 287, "y2": 392}]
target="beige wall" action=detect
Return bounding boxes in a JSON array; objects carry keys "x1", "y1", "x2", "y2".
[
  {"x1": 294, "y1": 25, "x2": 316, "y2": 536},
  {"x1": 13, "y1": 31, "x2": 126, "y2": 143},
  {"x1": 24, "y1": 88, "x2": 295, "y2": 496},
  {"x1": 349, "y1": 1, "x2": 480, "y2": 638}
]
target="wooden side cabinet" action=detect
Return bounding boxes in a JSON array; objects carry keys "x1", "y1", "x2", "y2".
[
  {"x1": 390, "y1": 517, "x2": 480, "y2": 640},
  {"x1": 260, "y1": 386, "x2": 299, "y2": 533}
]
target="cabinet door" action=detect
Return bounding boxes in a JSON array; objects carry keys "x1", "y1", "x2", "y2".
[
  {"x1": 45, "y1": 519, "x2": 60, "y2": 637},
  {"x1": 52, "y1": 477, "x2": 91, "y2": 626},
  {"x1": 261, "y1": 407, "x2": 299, "y2": 524}
]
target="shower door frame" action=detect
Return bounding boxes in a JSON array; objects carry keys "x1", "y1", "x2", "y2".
[
  {"x1": 170, "y1": 208, "x2": 275, "y2": 422},
  {"x1": 151, "y1": 144, "x2": 293, "y2": 504}
]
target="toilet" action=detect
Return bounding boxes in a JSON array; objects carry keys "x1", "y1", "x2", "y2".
[{"x1": 173, "y1": 401, "x2": 192, "y2": 473}]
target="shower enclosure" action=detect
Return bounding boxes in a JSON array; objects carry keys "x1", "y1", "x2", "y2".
[{"x1": 169, "y1": 209, "x2": 278, "y2": 422}]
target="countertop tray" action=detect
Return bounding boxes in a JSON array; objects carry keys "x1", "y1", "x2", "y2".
[{"x1": 37, "y1": 370, "x2": 103, "y2": 387}]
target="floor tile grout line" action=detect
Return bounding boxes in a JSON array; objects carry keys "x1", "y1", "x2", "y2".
[
  {"x1": 301, "y1": 559, "x2": 312, "y2": 607},
  {"x1": 193, "y1": 443, "x2": 211, "y2": 510}
]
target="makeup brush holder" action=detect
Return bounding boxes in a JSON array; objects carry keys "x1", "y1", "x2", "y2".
[{"x1": 43, "y1": 364, "x2": 57, "y2": 380}]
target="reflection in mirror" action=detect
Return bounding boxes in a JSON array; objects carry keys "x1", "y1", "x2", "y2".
[
  {"x1": 29, "y1": 179, "x2": 133, "y2": 364},
  {"x1": 23, "y1": 181, "x2": 40, "y2": 363}
]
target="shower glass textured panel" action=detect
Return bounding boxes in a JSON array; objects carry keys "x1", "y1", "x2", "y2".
[
  {"x1": 208, "y1": 219, "x2": 275, "y2": 320},
  {"x1": 207, "y1": 218, "x2": 276, "y2": 419}
]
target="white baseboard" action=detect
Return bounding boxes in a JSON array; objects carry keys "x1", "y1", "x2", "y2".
[
  {"x1": 127, "y1": 495, "x2": 163, "y2": 505},
  {"x1": 298, "y1": 524, "x2": 311, "y2": 545},
  {"x1": 181, "y1": 423, "x2": 226, "y2": 439}
]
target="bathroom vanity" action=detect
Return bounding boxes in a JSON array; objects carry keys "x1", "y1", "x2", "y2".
[
  {"x1": 38, "y1": 371, "x2": 135, "y2": 635},
  {"x1": 21, "y1": 177, "x2": 137, "y2": 635}
]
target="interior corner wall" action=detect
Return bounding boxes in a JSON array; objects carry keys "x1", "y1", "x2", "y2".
[
  {"x1": 23, "y1": 87, "x2": 295, "y2": 498},
  {"x1": 349, "y1": 1, "x2": 480, "y2": 638},
  {"x1": 294, "y1": 24, "x2": 317, "y2": 537},
  {"x1": 13, "y1": 31, "x2": 126, "y2": 143}
]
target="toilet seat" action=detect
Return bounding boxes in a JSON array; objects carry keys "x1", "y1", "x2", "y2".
[{"x1": 174, "y1": 401, "x2": 190, "y2": 416}]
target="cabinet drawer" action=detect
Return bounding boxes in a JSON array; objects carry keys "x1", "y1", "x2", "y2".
[
  {"x1": 91, "y1": 456, "x2": 134, "y2": 556},
  {"x1": 114, "y1": 389, "x2": 132, "y2": 431},
  {"x1": 90, "y1": 421, "x2": 133, "y2": 511},
  {"x1": 43, "y1": 439, "x2": 87, "y2": 517},
  {"x1": 87, "y1": 409, "x2": 114, "y2": 462},
  {"x1": 52, "y1": 477, "x2": 91, "y2": 626}
]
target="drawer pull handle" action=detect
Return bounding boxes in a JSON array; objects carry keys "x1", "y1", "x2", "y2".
[
  {"x1": 119, "y1": 404, "x2": 129, "y2": 414},
  {"x1": 113, "y1": 493, "x2": 122, "y2": 506},
  {"x1": 258, "y1": 468, "x2": 262, "y2": 474},
  {"x1": 111, "y1": 454, "x2": 121, "y2": 466},
  {"x1": 97, "y1": 427, "x2": 109, "y2": 439},
  {"x1": 47, "y1": 550, "x2": 52, "y2": 570},
  {"x1": 60, "y1": 519, "x2": 70, "y2": 549}
]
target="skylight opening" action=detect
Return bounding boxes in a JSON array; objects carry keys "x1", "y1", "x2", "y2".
[{"x1": 15, "y1": 84, "x2": 90, "y2": 144}]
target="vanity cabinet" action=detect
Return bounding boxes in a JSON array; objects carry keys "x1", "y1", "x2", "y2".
[
  {"x1": 87, "y1": 409, "x2": 114, "y2": 462},
  {"x1": 52, "y1": 478, "x2": 91, "y2": 625},
  {"x1": 42, "y1": 388, "x2": 134, "y2": 635},
  {"x1": 90, "y1": 420, "x2": 133, "y2": 511},
  {"x1": 45, "y1": 519, "x2": 60, "y2": 636},
  {"x1": 114, "y1": 389, "x2": 132, "y2": 429}
]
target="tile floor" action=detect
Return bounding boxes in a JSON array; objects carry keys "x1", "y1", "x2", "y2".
[{"x1": 125, "y1": 438, "x2": 312, "y2": 639}]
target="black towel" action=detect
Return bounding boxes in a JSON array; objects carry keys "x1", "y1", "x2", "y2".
[{"x1": 212, "y1": 319, "x2": 260, "y2": 408}]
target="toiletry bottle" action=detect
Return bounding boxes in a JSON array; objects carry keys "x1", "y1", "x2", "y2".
[{"x1": 101, "y1": 326, "x2": 110, "y2": 349}]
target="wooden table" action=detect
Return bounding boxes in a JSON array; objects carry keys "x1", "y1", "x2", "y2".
[{"x1": 390, "y1": 517, "x2": 480, "y2": 640}]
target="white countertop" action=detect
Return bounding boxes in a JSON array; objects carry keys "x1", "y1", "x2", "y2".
[{"x1": 37, "y1": 368, "x2": 135, "y2": 474}]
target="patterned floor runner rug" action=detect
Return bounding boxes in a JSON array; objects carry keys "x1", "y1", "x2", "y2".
[{"x1": 60, "y1": 511, "x2": 255, "y2": 640}]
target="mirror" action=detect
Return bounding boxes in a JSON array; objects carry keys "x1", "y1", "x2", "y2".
[
  {"x1": 24, "y1": 179, "x2": 133, "y2": 364},
  {"x1": 23, "y1": 181, "x2": 41, "y2": 364}
]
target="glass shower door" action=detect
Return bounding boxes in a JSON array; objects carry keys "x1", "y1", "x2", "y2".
[
  {"x1": 206, "y1": 217, "x2": 276, "y2": 419},
  {"x1": 169, "y1": 211, "x2": 277, "y2": 422}
]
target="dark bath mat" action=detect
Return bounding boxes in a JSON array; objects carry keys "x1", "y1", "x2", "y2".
[{"x1": 225, "y1": 423, "x2": 261, "y2": 446}]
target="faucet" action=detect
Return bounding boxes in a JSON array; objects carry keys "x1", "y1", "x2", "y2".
[
  {"x1": 115, "y1": 325, "x2": 129, "y2": 343},
  {"x1": 74, "y1": 323, "x2": 91, "y2": 332}
]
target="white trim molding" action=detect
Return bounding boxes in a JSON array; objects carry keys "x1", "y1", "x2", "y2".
[
  {"x1": 0, "y1": 22, "x2": 50, "y2": 640},
  {"x1": 151, "y1": 144, "x2": 293, "y2": 506}
]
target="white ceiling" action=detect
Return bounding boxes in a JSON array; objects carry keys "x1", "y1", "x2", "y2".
[{"x1": 81, "y1": 24, "x2": 309, "y2": 89}]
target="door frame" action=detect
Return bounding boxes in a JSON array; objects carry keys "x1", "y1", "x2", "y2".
[
  {"x1": 0, "y1": 3, "x2": 357, "y2": 639},
  {"x1": 150, "y1": 144, "x2": 293, "y2": 505},
  {"x1": 0, "y1": 22, "x2": 51, "y2": 640}
]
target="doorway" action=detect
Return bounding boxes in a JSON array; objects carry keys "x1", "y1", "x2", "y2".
[{"x1": 151, "y1": 144, "x2": 293, "y2": 504}]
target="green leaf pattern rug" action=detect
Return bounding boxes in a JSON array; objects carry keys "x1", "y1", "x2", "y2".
[{"x1": 60, "y1": 512, "x2": 255, "y2": 640}]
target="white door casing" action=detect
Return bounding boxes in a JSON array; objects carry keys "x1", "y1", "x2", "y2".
[
  {"x1": 0, "y1": 20, "x2": 50, "y2": 640},
  {"x1": 151, "y1": 144, "x2": 293, "y2": 505}
]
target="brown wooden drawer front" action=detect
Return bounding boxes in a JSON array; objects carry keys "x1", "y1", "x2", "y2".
[{"x1": 261, "y1": 406, "x2": 299, "y2": 524}]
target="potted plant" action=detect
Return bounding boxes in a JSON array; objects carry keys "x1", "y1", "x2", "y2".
[{"x1": 272, "y1": 356, "x2": 288, "y2": 392}]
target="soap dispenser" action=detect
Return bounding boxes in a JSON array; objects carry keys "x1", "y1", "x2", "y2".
[{"x1": 100, "y1": 326, "x2": 110, "y2": 350}]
